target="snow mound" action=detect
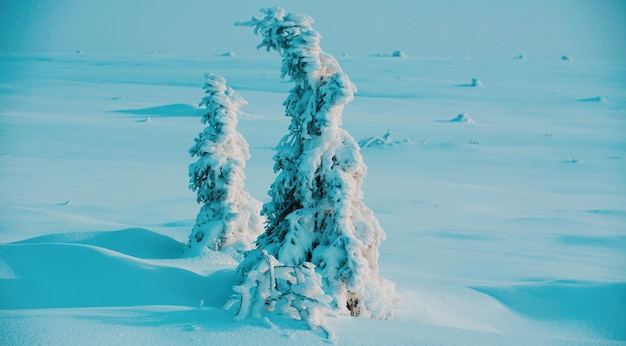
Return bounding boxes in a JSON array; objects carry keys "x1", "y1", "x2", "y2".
[
  {"x1": 559, "y1": 234, "x2": 626, "y2": 249},
  {"x1": 115, "y1": 104, "x2": 204, "y2": 117},
  {"x1": 12, "y1": 228, "x2": 185, "y2": 259},
  {"x1": 0, "y1": 241, "x2": 238, "y2": 309},
  {"x1": 579, "y1": 96, "x2": 608, "y2": 103},
  {"x1": 472, "y1": 281, "x2": 626, "y2": 340},
  {"x1": 358, "y1": 130, "x2": 414, "y2": 148},
  {"x1": 158, "y1": 219, "x2": 196, "y2": 227},
  {"x1": 449, "y1": 113, "x2": 475, "y2": 124},
  {"x1": 586, "y1": 209, "x2": 626, "y2": 217}
]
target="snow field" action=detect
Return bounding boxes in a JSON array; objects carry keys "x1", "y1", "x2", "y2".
[{"x1": 0, "y1": 53, "x2": 625, "y2": 345}]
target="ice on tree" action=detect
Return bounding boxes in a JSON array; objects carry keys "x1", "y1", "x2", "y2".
[
  {"x1": 229, "y1": 7, "x2": 396, "y2": 324},
  {"x1": 186, "y1": 73, "x2": 263, "y2": 256}
]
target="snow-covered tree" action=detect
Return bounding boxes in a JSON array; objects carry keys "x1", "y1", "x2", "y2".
[
  {"x1": 231, "y1": 7, "x2": 395, "y2": 323},
  {"x1": 186, "y1": 73, "x2": 262, "y2": 256}
]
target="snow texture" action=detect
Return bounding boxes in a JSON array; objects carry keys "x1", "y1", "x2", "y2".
[
  {"x1": 187, "y1": 73, "x2": 262, "y2": 255},
  {"x1": 1, "y1": 29, "x2": 625, "y2": 346},
  {"x1": 235, "y1": 7, "x2": 395, "y2": 322}
]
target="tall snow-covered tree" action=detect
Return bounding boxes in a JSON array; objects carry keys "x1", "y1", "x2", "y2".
[
  {"x1": 187, "y1": 73, "x2": 262, "y2": 256},
  {"x1": 231, "y1": 7, "x2": 395, "y2": 322}
]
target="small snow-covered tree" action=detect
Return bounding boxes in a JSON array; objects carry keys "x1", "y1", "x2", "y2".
[
  {"x1": 187, "y1": 73, "x2": 262, "y2": 256},
  {"x1": 231, "y1": 7, "x2": 395, "y2": 323}
]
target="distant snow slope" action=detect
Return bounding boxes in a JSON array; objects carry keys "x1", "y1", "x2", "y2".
[{"x1": 0, "y1": 54, "x2": 624, "y2": 345}]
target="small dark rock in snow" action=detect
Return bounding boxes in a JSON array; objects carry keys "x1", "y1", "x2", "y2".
[
  {"x1": 561, "y1": 55, "x2": 572, "y2": 61},
  {"x1": 450, "y1": 113, "x2": 475, "y2": 124},
  {"x1": 220, "y1": 51, "x2": 237, "y2": 57},
  {"x1": 455, "y1": 79, "x2": 483, "y2": 88},
  {"x1": 58, "y1": 200, "x2": 71, "y2": 206},
  {"x1": 471, "y1": 78, "x2": 483, "y2": 87},
  {"x1": 514, "y1": 54, "x2": 527, "y2": 60},
  {"x1": 392, "y1": 50, "x2": 407, "y2": 58}
]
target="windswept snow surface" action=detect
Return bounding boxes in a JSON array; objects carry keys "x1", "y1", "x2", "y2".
[{"x1": 1, "y1": 54, "x2": 625, "y2": 345}]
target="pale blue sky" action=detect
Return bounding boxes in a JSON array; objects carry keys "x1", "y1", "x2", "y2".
[{"x1": 1, "y1": 0, "x2": 625, "y2": 60}]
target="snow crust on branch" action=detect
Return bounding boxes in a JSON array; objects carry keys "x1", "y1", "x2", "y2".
[
  {"x1": 186, "y1": 73, "x2": 262, "y2": 256},
  {"x1": 232, "y1": 7, "x2": 395, "y2": 325}
]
